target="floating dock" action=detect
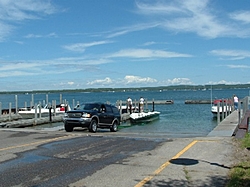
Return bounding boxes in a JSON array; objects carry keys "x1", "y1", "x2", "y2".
[
  {"x1": 119, "y1": 100, "x2": 174, "y2": 105},
  {"x1": 184, "y1": 100, "x2": 212, "y2": 104},
  {"x1": 120, "y1": 99, "x2": 213, "y2": 104},
  {"x1": 0, "y1": 115, "x2": 63, "y2": 128},
  {"x1": 0, "y1": 114, "x2": 22, "y2": 123}
]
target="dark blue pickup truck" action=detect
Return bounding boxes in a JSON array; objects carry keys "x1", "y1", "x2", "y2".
[{"x1": 63, "y1": 102, "x2": 121, "y2": 133}]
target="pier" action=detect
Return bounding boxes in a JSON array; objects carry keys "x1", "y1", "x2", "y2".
[
  {"x1": 0, "y1": 115, "x2": 63, "y2": 128},
  {"x1": 0, "y1": 93, "x2": 70, "y2": 128},
  {"x1": 208, "y1": 96, "x2": 250, "y2": 139},
  {"x1": 119, "y1": 99, "x2": 174, "y2": 105},
  {"x1": 185, "y1": 100, "x2": 212, "y2": 104},
  {"x1": 207, "y1": 110, "x2": 238, "y2": 137}
]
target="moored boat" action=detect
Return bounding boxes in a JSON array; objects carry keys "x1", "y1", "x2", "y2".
[
  {"x1": 165, "y1": 100, "x2": 174, "y2": 104},
  {"x1": 18, "y1": 104, "x2": 71, "y2": 119},
  {"x1": 211, "y1": 99, "x2": 232, "y2": 117}
]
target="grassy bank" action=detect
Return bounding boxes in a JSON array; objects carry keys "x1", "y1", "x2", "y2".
[{"x1": 227, "y1": 133, "x2": 250, "y2": 187}]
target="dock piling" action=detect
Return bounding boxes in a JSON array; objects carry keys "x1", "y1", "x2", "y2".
[
  {"x1": 152, "y1": 99, "x2": 155, "y2": 112},
  {"x1": 34, "y1": 103, "x2": 37, "y2": 125},
  {"x1": 15, "y1": 95, "x2": 18, "y2": 114},
  {"x1": 49, "y1": 104, "x2": 52, "y2": 122},
  {"x1": 217, "y1": 102, "x2": 220, "y2": 123},
  {"x1": 221, "y1": 99, "x2": 225, "y2": 120},
  {"x1": 60, "y1": 94, "x2": 62, "y2": 104},
  {"x1": 46, "y1": 94, "x2": 49, "y2": 105},
  {"x1": 39, "y1": 102, "x2": 42, "y2": 118},
  {"x1": 9, "y1": 103, "x2": 11, "y2": 121},
  {"x1": 31, "y1": 94, "x2": 34, "y2": 107}
]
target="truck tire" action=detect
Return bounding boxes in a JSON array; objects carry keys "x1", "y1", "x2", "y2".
[
  {"x1": 110, "y1": 121, "x2": 118, "y2": 132},
  {"x1": 89, "y1": 120, "x2": 97, "y2": 133},
  {"x1": 64, "y1": 124, "x2": 73, "y2": 132}
]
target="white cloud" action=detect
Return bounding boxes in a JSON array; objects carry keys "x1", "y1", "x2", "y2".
[
  {"x1": 142, "y1": 41, "x2": 156, "y2": 46},
  {"x1": 0, "y1": 62, "x2": 43, "y2": 71},
  {"x1": 63, "y1": 41, "x2": 113, "y2": 53},
  {"x1": 226, "y1": 64, "x2": 250, "y2": 69},
  {"x1": 0, "y1": 0, "x2": 56, "y2": 21},
  {"x1": 0, "y1": 55, "x2": 114, "y2": 79},
  {"x1": 135, "y1": 0, "x2": 250, "y2": 39},
  {"x1": 24, "y1": 32, "x2": 57, "y2": 38},
  {"x1": 0, "y1": 71, "x2": 36, "y2": 78},
  {"x1": 210, "y1": 49, "x2": 250, "y2": 60},
  {"x1": 136, "y1": 0, "x2": 184, "y2": 15},
  {"x1": 0, "y1": 22, "x2": 13, "y2": 41},
  {"x1": 0, "y1": 60, "x2": 79, "y2": 78},
  {"x1": 108, "y1": 48, "x2": 192, "y2": 58},
  {"x1": 230, "y1": 11, "x2": 250, "y2": 24},
  {"x1": 55, "y1": 56, "x2": 112, "y2": 65},
  {"x1": 107, "y1": 23, "x2": 160, "y2": 38},
  {"x1": 166, "y1": 78, "x2": 192, "y2": 85},
  {"x1": 207, "y1": 80, "x2": 241, "y2": 85},
  {"x1": 87, "y1": 77, "x2": 113, "y2": 86},
  {"x1": 0, "y1": 0, "x2": 57, "y2": 41},
  {"x1": 124, "y1": 75, "x2": 157, "y2": 84},
  {"x1": 58, "y1": 82, "x2": 75, "y2": 87}
]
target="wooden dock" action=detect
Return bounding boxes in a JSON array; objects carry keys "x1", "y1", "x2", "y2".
[
  {"x1": 119, "y1": 100, "x2": 174, "y2": 105},
  {"x1": 0, "y1": 115, "x2": 63, "y2": 128},
  {"x1": 0, "y1": 114, "x2": 22, "y2": 123},
  {"x1": 119, "y1": 99, "x2": 213, "y2": 105},
  {"x1": 184, "y1": 100, "x2": 212, "y2": 104}
]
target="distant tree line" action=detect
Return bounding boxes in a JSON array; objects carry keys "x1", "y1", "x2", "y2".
[{"x1": 1, "y1": 84, "x2": 250, "y2": 95}]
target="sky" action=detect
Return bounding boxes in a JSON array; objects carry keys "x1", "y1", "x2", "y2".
[{"x1": 1, "y1": 0, "x2": 250, "y2": 91}]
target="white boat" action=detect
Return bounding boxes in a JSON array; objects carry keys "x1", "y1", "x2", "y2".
[
  {"x1": 118, "y1": 105, "x2": 160, "y2": 123},
  {"x1": 18, "y1": 104, "x2": 71, "y2": 119},
  {"x1": 118, "y1": 105, "x2": 137, "y2": 114},
  {"x1": 130, "y1": 111, "x2": 160, "y2": 124},
  {"x1": 211, "y1": 99, "x2": 232, "y2": 117}
]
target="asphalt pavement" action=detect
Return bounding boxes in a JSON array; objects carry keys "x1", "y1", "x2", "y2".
[
  {"x1": 0, "y1": 111, "x2": 239, "y2": 187},
  {"x1": 70, "y1": 111, "x2": 239, "y2": 187}
]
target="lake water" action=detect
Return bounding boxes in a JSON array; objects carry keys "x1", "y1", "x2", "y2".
[{"x1": 0, "y1": 88, "x2": 249, "y2": 137}]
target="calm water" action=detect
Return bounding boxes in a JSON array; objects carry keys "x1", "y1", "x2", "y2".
[{"x1": 0, "y1": 88, "x2": 249, "y2": 137}]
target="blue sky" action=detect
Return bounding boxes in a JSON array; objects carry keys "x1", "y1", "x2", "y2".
[{"x1": 1, "y1": 0, "x2": 250, "y2": 91}]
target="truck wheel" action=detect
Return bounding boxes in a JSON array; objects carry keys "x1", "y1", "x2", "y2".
[
  {"x1": 110, "y1": 121, "x2": 118, "y2": 132},
  {"x1": 64, "y1": 124, "x2": 73, "y2": 132},
  {"x1": 89, "y1": 120, "x2": 97, "y2": 133}
]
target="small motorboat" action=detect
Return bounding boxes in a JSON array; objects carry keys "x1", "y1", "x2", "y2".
[
  {"x1": 165, "y1": 100, "x2": 174, "y2": 104},
  {"x1": 130, "y1": 111, "x2": 160, "y2": 124},
  {"x1": 118, "y1": 105, "x2": 160, "y2": 124}
]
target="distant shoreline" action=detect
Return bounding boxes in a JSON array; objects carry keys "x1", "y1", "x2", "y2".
[{"x1": 1, "y1": 83, "x2": 250, "y2": 95}]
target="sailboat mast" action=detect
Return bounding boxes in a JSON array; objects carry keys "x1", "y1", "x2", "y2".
[{"x1": 210, "y1": 85, "x2": 213, "y2": 107}]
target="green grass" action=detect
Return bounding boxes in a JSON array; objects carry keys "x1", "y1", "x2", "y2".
[
  {"x1": 183, "y1": 166, "x2": 191, "y2": 181},
  {"x1": 240, "y1": 133, "x2": 250, "y2": 149},
  {"x1": 227, "y1": 133, "x2": 250, "y2": 187}
]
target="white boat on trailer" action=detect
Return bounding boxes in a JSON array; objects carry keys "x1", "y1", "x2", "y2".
[
  {"x1": 130, "y1": 110, "x2": 160, "y2": 124},
  {"x1": 118, "y1": 102, "x2": 160, "y2": 124}
]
